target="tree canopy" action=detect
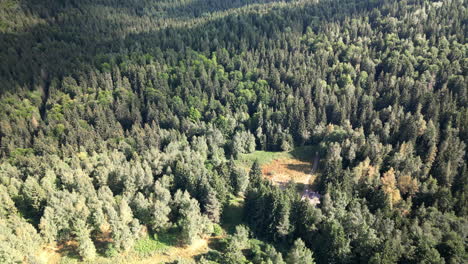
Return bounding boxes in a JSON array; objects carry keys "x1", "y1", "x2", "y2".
[{"x1": 0, "y1": 0, "x2": 466, "y2": 263}]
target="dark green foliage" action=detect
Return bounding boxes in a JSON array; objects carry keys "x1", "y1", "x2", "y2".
[
  {"x1": 249, "y1": 160, "x2": 263, "y2": 189},
  {"x1": 0, "y1": 0, "x2": 466, "y2": 262},
  {"x1": 229, "y1": 159, "x2": 249, "y2": 195},
  {"x1": 204, "y1": 189, "x2": 222, "y2": 223}
]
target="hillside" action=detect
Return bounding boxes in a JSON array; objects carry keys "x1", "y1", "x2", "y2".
[{"x1": 0, "y1": 0, "x2": 466, "y2": 264}]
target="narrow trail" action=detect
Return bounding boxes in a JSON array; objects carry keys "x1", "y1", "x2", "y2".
[
  {"x1": 305, "y1": 151, "x2": 319, "y2": 187},
  {"x1": 302, "y1": 151, "x2": 321, "y2": 205}
]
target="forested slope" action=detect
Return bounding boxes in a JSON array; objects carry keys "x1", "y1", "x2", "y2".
[{"x1": 0, "y1": 0, "x2": 466, "y2": 263}]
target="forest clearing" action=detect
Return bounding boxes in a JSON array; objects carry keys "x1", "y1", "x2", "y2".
[
  {"x1": 237, "y1": 146, "x2": 321, "y2": 189},
  {"x1": 262, "y1": 158, "x2": 314, "y2": 186},
  {"x1": 37, "y1": 235, "x2": 211, "y2": 264},
  {"x1": 134, "y1": 238, "x2": 209, "y2": 264},
  {"x1": 1, "y1": 0, "x2": 466, "y2": 263},
  {"x1": 37, "y1": 197, "x2": 246, "y2": 264}
]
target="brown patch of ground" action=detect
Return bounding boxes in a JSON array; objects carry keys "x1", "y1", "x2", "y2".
[
  {"x1": 262, "y1": 158, "x2": 316, "y2": 186},
  {"x1": 96, "y1": 223, "x2": 114, "y2": 243},
  {"x1": 35, "y1": 243, "x2": 62, "y2": 264}
]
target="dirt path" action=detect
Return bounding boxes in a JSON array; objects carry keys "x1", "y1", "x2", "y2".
[
  {"x1": 311, "y1": 152, "x2": 319, "y2": 174},
  {"x1": 302, "y1": 152, "x2": 321, "y2": 205},
  {"x1": 305, "y1": 152, "x2": 319, "y2": 186}
]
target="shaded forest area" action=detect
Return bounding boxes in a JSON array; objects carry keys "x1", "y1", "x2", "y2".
[{"x1": 0, "y1": 0, "x2": 466, "y2": 263}]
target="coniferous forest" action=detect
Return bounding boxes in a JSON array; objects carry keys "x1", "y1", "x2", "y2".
[{"x1": 0, "y1": 0, "x2": 467, "y2": 263}]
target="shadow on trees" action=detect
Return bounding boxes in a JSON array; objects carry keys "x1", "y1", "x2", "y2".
[{"x1": 0, "y1": 0, "x2": 382, "y2": 98}]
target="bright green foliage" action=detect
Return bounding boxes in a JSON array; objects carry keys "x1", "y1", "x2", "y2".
[
  {"x1": 0, "y1": 216, "x2": 43, "y2": 264},
  {"x1": 230, "y1": 160, "x2": 249, "y2": 195},
  {"x1": 222, "y1": 225, "x2": 251, "y2": 264},
  {"x1": 74, "y1": 219, "x2": 96, "y2": 261},
  {"x1": 0, "y1": 0, "x2": 466, "y2": 262},
  {"x1": 151, "y1": 180, "x2": 172, "y2": 232},
  {"x1": 232, "y1": 131, "x2": 256, "y2": 157},
  {"x1": 108, "y1": 199, "x2": 141, "y2": 252},
  {"x1": 39, "y1": 191, "x2": 91, "y2": 243},
  {"x1": 134, "y1": 231, "x2": 178, "y2": 257},
  {"x1": 172, "y1": 190, "x2": 210, "y2": 245},
  {"x1": 286, "y1": 239, "x2": 315, "y2": 264},
  {"x1": 0, "y1": 186, "x2": 16, "y2": 218}
]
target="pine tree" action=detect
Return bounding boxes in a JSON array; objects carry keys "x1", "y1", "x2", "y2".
[
  {"x1": 108, "y1": 199, "x2": 141, "y2": 252},
  {"x1": 249, "y1": 160, "x2": 263, "y2": 189},
  {"x1": 204, "y1": 189, "x2": 221, "y2": 223},
  {"x1": 286, "y1": 239, "x2": 315, "y2": 264},
  {"x1": 172, "y1": 190, "x2": 208, "y2": 245},
  {"x1": 230, "y1": 159, "x2": 249, "y2": 195},
  {"x1": 223, "y1": 225, "x2": 250, "y2": 264},
  {"x1": 265, "y1": 244, "x2": 286, "y2": 264},
  {"x1": 74, "y1": 219, "x2": 97, "y2": 261},
  {"x1": 151, "y1": 181, "x2": 172, "y2": 232}
]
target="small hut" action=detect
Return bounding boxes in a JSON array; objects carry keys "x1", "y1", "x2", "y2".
[{"x1": 301, "y1": 189, "x2": 321, "y2": 207}]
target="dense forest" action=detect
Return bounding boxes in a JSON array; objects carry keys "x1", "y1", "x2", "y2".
[{"x1": 0, "y1": 0, "x2": 467, "y2": 263}]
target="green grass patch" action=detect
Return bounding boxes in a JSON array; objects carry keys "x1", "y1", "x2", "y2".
[
  {"x1": 134, "y1": 236, "x2": 166, "y2": 256},
  {"x1": 236, "y1": 145, "x2": 319, "y2": 169},
  {"x1": 221, "y1": 195, "x2": 245, "y2": 234},
  {"x1": 59, "y1": 256, "x2": 78, "y2": 264},
  {"x1": 237, "y1": 150, "x2": 290, "y2": 169},
  {"x1": 134, "y1": 230, "x2": 178, "y2": 257}
]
